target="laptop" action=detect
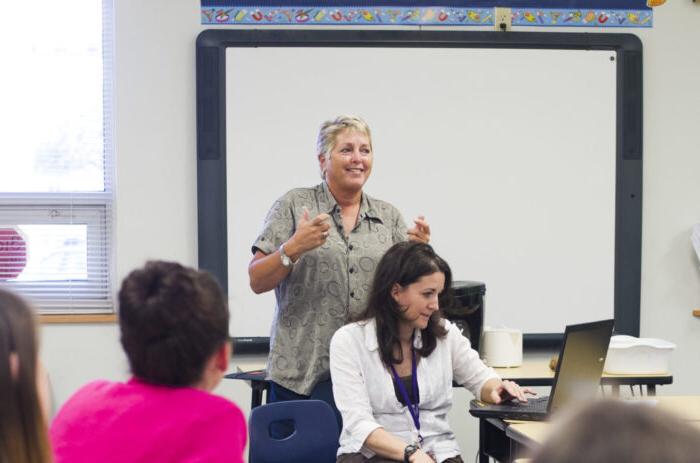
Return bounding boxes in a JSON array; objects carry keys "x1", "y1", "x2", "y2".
[{"x1": 469, "y1": 319, "x2": 614, "y2": 421}]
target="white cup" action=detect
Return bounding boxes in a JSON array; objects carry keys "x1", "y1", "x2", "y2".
[{"x1": 481, "y1": 327, "x2": 523, "y2": 367}]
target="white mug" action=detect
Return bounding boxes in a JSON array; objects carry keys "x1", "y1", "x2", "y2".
[{"x1": 481, "y1": 327, "x2": 523, "y2": 367}]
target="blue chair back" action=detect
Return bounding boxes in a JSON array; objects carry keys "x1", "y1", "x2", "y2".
[{"x1": 249, "y1": 399, "x2": 340, "y2": 463}]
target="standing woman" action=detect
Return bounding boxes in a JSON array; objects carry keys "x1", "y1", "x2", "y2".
[
  {"x1": 0, "y1": 288, "x2": 52, "y2": 463},
  {"x1": 249, "y1": 115, "x2": 431, "y2": 408},
  {"x1": 330, "y1": 242, "x2": 533, "y2": 462}
]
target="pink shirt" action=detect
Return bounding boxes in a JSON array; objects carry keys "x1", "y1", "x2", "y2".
[{"x1": 50, "y1": 378, "x2": 247, "y2": 463}]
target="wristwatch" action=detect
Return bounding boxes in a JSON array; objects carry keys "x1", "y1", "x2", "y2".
[
  {"x1": 403, "y1": 443, "x2": 419, "y2": 463},
  {"x1": 279, "y1": 243, "x2": 295, "y2": 267}
]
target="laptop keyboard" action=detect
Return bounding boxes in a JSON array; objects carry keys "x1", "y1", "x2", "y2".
[{"x1": 496, "y1": 395, "x2": 549, "y2": 412}]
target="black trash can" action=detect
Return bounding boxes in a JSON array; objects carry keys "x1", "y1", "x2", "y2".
[{"x1": 444, "y1": 280, "x2": 485, "y2": 351}]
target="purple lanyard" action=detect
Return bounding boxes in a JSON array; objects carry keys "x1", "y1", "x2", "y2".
[{"x1": 390, "y1": 345, "x2": 422, "y2": 443}]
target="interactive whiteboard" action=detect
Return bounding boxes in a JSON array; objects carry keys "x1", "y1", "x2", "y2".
[{"x1": 196, "y1": 30, "x2": 643, "y2": 349}]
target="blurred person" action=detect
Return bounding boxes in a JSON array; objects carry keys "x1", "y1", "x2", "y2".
[
  {"x1": 531, "y1": 398, "x2": 700, "y2": 463},
  {"x1": 0, "y1": 288, "x2": 52, "y2": 463}
]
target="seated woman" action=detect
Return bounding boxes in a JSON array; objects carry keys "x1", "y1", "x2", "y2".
[
  {"x1": 50, "y1": 261, "x2": 247, "y2": 463},
  {"x1": 330, "y1": 242, "x2": 533, "y2": 463},
  {"x1": 0, "y1": 288, "x2": 52, "y2": 463}
]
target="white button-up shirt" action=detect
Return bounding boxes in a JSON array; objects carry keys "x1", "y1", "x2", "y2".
[{"x1": 330, "y1": 319, "x2": 498, "y2": 461}]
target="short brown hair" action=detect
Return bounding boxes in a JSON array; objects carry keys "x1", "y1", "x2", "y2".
[{"x1": 118, "y1": 261, "x2": 230, "y2": 386}]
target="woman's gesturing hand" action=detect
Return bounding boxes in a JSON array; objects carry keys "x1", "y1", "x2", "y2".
[
  {"x1": 407, "y1": 215, "x2": 431, "y2": 244},
  {"x1": 286, "y1": 207, "x2": 331, "y2": 259}
]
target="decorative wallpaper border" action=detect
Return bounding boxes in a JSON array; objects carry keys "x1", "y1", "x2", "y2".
[
  {"x1": 201, "y1": 6, "x2": 653, "y2": 27},
  {"x1": 511, "y1": 8, "x2": 652, "y2": 27}
]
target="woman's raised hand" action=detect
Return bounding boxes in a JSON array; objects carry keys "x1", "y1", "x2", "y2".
[
  {"x1": 407, "y1": 215, "x2": 431, "y2": 244},
  {"x1": 286, "y1": 207, "x2": 331, "y2": 257}
]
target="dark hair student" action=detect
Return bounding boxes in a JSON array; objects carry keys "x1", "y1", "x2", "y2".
[
  {"x1": 50, "y1": 261, "x2": 247, "y2": 463},
  {"x1": 118, "y1": 260, "x2": 230, "y2": 386}
]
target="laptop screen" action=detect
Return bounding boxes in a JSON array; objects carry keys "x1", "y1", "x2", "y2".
[{"x1": 548, "y1": 319, "x2": 615, "y2": 414}]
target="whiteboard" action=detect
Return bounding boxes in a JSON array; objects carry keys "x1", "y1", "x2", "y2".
[{"x1": 223, "y1": 46, "x2": 618, "y2": 338}]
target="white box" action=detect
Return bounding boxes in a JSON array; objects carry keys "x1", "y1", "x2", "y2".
[{"x1": 604, "y1": 335, "x2": 675, "y2": 375}]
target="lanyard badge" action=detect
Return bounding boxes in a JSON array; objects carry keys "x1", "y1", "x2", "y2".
[{"x1": 390, "y1": 346, "x2": 423, "y2": 445}]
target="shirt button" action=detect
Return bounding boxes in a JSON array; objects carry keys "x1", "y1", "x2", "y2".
[
  {"x1": 349, "y1": 267, "x2": 355, "y2": 274},
  {"x1": 349, "y1": 244, "x2": 354, "y2": 250},
  {"x1": 350, "y1": 291, "x2": 355, "y2": 298}
]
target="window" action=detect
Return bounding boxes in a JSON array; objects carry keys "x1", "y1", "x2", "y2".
[{"x1": 0, "y1": 0, "x2": 114, "y2": 313}]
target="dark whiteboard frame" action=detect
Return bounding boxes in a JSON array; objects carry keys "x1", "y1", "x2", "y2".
[{"x1": 195, "y1": 29, "x2": 642, "y2": 352}]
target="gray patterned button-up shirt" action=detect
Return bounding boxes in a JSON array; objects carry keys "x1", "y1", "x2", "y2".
[{"x1": 252, "y1": 182, "x2": 407, "y2": 395}]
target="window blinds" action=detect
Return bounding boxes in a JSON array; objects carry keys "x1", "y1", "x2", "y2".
[{"x1": 0, "y1": 0, "x2": 115, "y2": 314}]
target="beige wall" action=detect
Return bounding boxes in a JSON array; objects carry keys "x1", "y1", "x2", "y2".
[{"x1": 41, "y1": 1, "x2": 700, "y2": 460}]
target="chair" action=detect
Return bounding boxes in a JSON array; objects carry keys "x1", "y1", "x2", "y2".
[{"x1": 248, "y1": 399, "x2": 340, "y2": 463}]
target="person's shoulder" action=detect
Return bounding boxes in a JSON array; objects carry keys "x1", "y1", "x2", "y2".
[
  {"x1": 261, "y1": 185, "x2": 320, "y2": 224},
  {"x1": 264, "y1": 185, "x2": 322, "y2": 215},
  {"x1": 65, "y1": 379, "x2": 119, "y2": 403},
  {"x1": 278, "y1": 185, "x2": 321, "y2": 201},
  {"x1": 428, "y1": 318, "x2": 456, "y2": 344},
  {"x1": 185, "y1": 391, "x2": 247, "y2": 437},
  {"x1": 441, "y1": 318, "x2": 465, "y2": 339},
  {"x1": 51, "y1": 380, "x2": 120, "y2": 430},
  {"x1": 138, "y1": 390, "x2": 246, "y2": 461},
  {"x1": 439, "y1": 318, "x2": 478, "y2": 348},
  {"x1": 331, "y1": 320, "x2": 368, "y2": 345},
  {"x1": 205, "y1": 393, "x2": 246, "y2": 426},
  {"x1": 332, "y1": 321, "x2": 357, "y2": 340},
  {"x1": 441, "y1": 318, "x2": 457, "y2": 332},
  {"x1": 194, "y1": 396, "x2": 248, "y2": 461},
  {"x1": 79, "y1": 378, "x2": 115, "y2": 391},
  {"x1": 195, "y1": 389, "x2": 245, "y2": 415},
  {"x1": 364, "y1": 192, "x2": 402, "y2": 217},
  {"x1": 364, "y1": 192, "x2": 397, "y2": 209}
]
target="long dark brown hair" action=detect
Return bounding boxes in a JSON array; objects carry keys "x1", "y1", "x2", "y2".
[
  {"x1": 355, "y1": 242, "x2": 452, "y2": 368},
  {"x1": 0, "y1": 288, "x2": 52, "y2": 463}
]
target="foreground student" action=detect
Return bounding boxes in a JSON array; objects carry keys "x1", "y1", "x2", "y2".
[
  {"x1": 0, "y1": 288, "x2": 52, "y2": 463},
  {"x1": 50, "y1": 261, "x2": 246, "y2": 463},
  {"x1": 531, "y1": 399, "x2": 700, "y2": 463},
  {"x1": 330, "y1": 242, "x2": 534, "y2": 463}
]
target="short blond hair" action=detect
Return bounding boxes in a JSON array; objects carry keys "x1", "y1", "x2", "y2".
[{"x1": 316, "y1": 115, "x2": 372, "y2": 179}]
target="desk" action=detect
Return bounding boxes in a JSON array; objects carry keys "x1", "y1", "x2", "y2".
[
  {"x1": 227, "y1": 359, "x2": 673, "y2": 410},
  {"x1": 225, "y1": 359, "x2": 268, "y2": 409},
  {"x1": 476, "y1": 418, "x2": 550, "y2": 463},
  {"x1": 507, "y1": 396, "x2": 700, "y2": 448},
  {"x1": 477, "y1": 361, "x2": 672, "y2": 463},
  {"x1": 494, "y1": 360, "x2": 673, "y2": 395},
  {"x1": 480, "y1": 395, "x2": 696, "y2": 463}
]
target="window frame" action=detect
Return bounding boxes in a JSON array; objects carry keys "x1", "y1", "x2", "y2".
[{"x1": 0, "y1": 0, "x2": 116, "y2": 317}]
